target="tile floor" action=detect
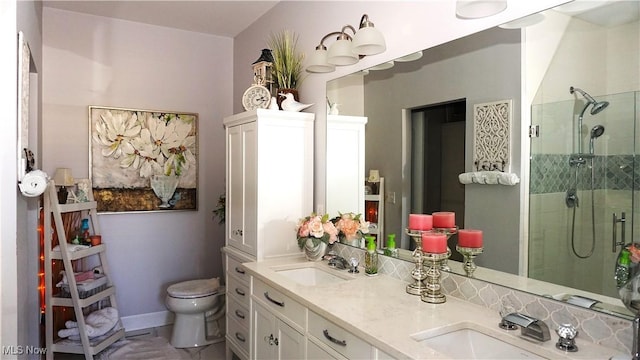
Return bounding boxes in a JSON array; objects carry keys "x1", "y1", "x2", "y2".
[{"x1": 54, "y1": 325, "x2": 226, "y2": 359}]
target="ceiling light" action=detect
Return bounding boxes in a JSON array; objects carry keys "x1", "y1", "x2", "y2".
[
  {"x1": 456, "y1": 0, "x2": 507, "y2": 19},
  {"x1": 306, "y1": 14, "x2": 386, "y2": 73}
]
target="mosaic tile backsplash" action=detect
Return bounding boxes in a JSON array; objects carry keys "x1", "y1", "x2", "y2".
[
  {"x1": 334, "y1": 243, "x2": 633, "y2": 354},
  {"x1": 530, "y1": 154, "x2": 636, "y2": 194}
]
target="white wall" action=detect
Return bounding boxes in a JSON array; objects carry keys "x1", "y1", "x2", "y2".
[{"x1": 42, "y1": 8, "x2": 231, "y2": 321}]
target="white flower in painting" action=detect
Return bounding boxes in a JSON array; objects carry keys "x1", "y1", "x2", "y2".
[
  {"x1": 164, "y1": 135, "x2": 196, "y2": 176},
  {"x1": 120, "y1": 128, "x2": 164, "y2": 178},
  {"x1": 146, "y1": 114, "x2": 195, "y2": 176},
  {"x1": 93, "y1": 111, "x2": 141, "y2": 159}
]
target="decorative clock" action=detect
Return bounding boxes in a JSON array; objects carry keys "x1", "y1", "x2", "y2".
[{"x1": 242, "y1": 84, "x2": 271, "y2": 111}]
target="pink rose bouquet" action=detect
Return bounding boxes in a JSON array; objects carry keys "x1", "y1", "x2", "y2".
[
  {"x1": 333, "y1": 212, "x2": 370, "y2": 243},
  {"x1": 296, "y1": 213, "x2": 339, "y2": 249}
]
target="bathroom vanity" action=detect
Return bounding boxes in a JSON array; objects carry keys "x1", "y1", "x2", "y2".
[{"x1": 240, "y1": 255, "x2": 626, "y2": 360}]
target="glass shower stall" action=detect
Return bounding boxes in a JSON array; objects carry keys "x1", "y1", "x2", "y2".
[{"x1": 529, "y1": 90, "x2": 637, "y2": 298}]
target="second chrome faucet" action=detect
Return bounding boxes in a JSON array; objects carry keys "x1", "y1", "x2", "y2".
[{"x1": 499, "y1": 312, "x2": 551, "y2": 342}]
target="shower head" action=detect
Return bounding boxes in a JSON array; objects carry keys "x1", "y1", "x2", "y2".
[
  {"x1": 590, "y1": 125, "x2": 605, "y2": 139},
  {"x1": 588, "y1": 125, "x2": 605, "y2": 154},
  {"x1": 570, "y1": 86, "x2": 610, "y2": 115},
  {"x1": 590, "y1": 100, "x2": 609, "y2": 115}
]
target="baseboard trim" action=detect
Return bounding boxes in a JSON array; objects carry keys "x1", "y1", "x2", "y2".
[{"x1": 121, "y1": 310, "x2": 174, "y2": 332}]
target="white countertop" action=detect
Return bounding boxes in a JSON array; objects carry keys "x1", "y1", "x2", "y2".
[{"x1": 242, "y1": 255, "x2": 627, "y2": 359}]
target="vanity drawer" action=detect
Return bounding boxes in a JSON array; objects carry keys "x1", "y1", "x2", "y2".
[
  {"x1": 227, "y1": 274, "x2": 250, "y2": 309},
  {"x1": 227, "y1": 295, "x2": 250, "y2": 330},
  {"x1": 252, "y1": 278, "x2": 306, "y2": 329},
  {"x1": 307, "y1": 338, "x2": 345, "y2": 360},
  {"x1": 226, "y1": 254, "x2": 250, "y2": 285},
  {"x1": 227, "y1": 315, "x2": 250, "y2": 356},
  {"x1": 308, "y1": 310, "x2": 373, "y2": 359}
]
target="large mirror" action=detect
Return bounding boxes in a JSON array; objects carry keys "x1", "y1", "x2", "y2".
[{"x1": 326, "y1": 1, "x2": 639, "y2": 319}]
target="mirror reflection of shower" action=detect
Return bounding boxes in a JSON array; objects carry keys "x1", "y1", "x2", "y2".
[{"x1": 566, "y1": 86, "x2": 609, "y2": 259}]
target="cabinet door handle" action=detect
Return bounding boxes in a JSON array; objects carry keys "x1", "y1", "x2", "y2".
[
  {"x1": 235, "y1": 266, "x2": 245, "y2": 274},
  {"x1": 235, "y1": 288, "x2": 245, "y2": 296},
  {"x1": 264, "y1": 291, "x2": 285, "y2": 307},
  {"x1": 323, "y1": 329, "x2": 347, "y2": 347},
  {"x1": 235, "y1": 332, "x2": 246, "y2": 343},
  {"x1": 234, "y1": 309, "x2": 245, "y2": 319}
]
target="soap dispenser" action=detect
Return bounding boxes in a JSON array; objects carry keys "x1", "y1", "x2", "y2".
[
  {"x1": 384, "y1": 233, "x2": 398, "y2": 258},
  {"x1": 365, "y1": 236, "x2": 378, "y2": 276}
]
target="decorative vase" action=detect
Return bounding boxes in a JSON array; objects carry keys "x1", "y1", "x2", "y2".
[
  {"x1": 150, "y1": 174, "x2": 179, "y2": 208},
  {"x1": 304, "y1": 238, "x2": 327, "y2": 261},
  {"x1": 277, "y1": 88, "x2": 299, "y2": 110}
]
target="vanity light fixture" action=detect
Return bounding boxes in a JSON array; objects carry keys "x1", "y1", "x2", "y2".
[
  {"x1": 455, "y1": 0, "x2": 507, "y2": 19},
  {"x1": 306, "y1": 14, "x2": 386, "y2": 73}
]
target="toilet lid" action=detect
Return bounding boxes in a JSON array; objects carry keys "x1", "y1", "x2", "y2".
[{"x1": 167, "y1": 278, "x2": 220, "y2": 298}]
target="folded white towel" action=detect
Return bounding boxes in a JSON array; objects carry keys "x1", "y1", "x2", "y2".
[
  {"x1": 58, "y1": 307, "x2": 119, "y2": 340},
  {"x1": 458, "y1": 171, "x2": 520, "y2": 186}
]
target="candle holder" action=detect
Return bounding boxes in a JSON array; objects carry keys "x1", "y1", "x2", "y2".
[
  {"x1": 405, "y1": 229, "x2": 429, "y2": 296},
  {"x1": 421, "y1": 251, "x2": 450, "y2": 304},
  {"x1": 432, "y1": 227, "x2": 458, "y2": 271},
  {"x1": 456, "y1": 245, "x2": 484, "y2": 277}
]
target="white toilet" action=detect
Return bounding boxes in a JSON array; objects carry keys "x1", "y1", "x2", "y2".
[{"x1": 165, "y1": 278, "x2": 226, "y2": 348}]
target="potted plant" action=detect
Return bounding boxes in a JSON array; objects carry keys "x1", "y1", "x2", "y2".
[{"x1": 268, "y1": 30, "x2": 305, "y2": 108}]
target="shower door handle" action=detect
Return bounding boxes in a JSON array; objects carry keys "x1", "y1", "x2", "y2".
[{"x1": 612, "y1": 212, "x2": 626, "y2": 253}]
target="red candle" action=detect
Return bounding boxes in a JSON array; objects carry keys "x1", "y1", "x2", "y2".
[
  {"x1": 458, "y1": 229, "x2": 483, "y2": 248},
  {"x1": 421, "y1": 233, "x2": 447, "y2": 253},
  {"x1": 409, "y1": 214, "x2": 433, "y2": 231},
  {"x1": 432, "y1": 212, "x2": 455, "y2": 228}
]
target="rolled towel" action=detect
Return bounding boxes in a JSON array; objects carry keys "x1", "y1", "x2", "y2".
[
  {"x1": 498, "y1": 172, "x2": 520, "y2": 185},
  {"x1": 58, "y1": 307, "x2": 119, "y2": 340},
  {"x1": 458, "y1": 173, "x2": 474, "y2": 184},
  {"x1": 484, "y1": 172, "x2": 499, "y2": 184}
]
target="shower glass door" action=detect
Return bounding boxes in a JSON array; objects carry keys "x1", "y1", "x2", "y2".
[{"x1": 529, "y1": 90, "x2": 637, "y2": 299}]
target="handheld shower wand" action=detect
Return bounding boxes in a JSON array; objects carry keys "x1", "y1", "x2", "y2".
[{"x1": 589, "y1": 125, "x2": 605, "y2": 155}]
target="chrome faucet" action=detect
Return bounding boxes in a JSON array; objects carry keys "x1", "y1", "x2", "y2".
[
  {"x1": 327, "y1": 256, "x2": 349, "y2": 270},
  {"x1": 499, "y1": 312, "x2": 551, "y2": 342}
]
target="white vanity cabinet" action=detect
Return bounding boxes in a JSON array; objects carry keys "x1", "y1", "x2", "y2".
[
  {"x1": 223, "y1": 109, "x2": 314, "y2": 359},
  {"x1": 326, "y1": 115, "x2": 367, "y2": 216},
  {"x1": 224, "y1": 249, "x2": 252, "y2": 359},
  {"x1": 251, "y1": 278, "x2": 306, "y2": 359},
  {"x1": 224, "y1": 109, "x2": 315, "y2": 260}
]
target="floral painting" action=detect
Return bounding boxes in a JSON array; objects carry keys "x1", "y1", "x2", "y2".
[{"x1": 89, "y1": 106, "x2": 198, "y2": 212}]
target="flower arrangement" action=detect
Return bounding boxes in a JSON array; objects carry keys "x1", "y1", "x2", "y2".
[
  {"x1": 333, "y1": 212, "x2": 370, "y2": 243},
  {"x1": 296, "y1": 213, "x2": 338, "y2": 249}
]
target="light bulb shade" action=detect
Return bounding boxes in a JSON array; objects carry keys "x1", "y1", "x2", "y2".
[
  {"x1": 456, "y1": 0, "x2": 507, "y2": 19},
  {"x1": 53, "y1": 168, "x2": 75, "y2": 186},
  {"x1": 306, "y1": 48, "x2": 336, "y2": 73},
  {"x1": 352, "y1": 27, "x2": 386, "y2": 56},
  {"x1": 327, "y1": 39, "x2": 359, "y2": 66},
  {"x1": 368, "y1": 170, "x2": 380, "y2": 183}
]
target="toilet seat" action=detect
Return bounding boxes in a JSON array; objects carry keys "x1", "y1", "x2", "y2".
[{"x1": 167, "y1": 279, "x2": 220, "y2": 299}]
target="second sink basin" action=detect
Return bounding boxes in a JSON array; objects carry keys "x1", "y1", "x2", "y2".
[
  {"x1": 412, "y1": 324, "x2": 546, "y2": 359},
  {"x1": 273, "y1": 263, "x2": 353, "y2": 286}
]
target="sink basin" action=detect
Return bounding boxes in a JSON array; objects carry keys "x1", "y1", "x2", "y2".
[
  {"x1": 412, "y1": 326, "x2": 545, "y2": 359},
  {"x1": 274, "y1": 265, "x2": 351, "y2": 286}
]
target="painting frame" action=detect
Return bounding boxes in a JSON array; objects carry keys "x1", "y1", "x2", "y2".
[{"x1": 89, "y1": 106, "x2": 198, "y2": 213}]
